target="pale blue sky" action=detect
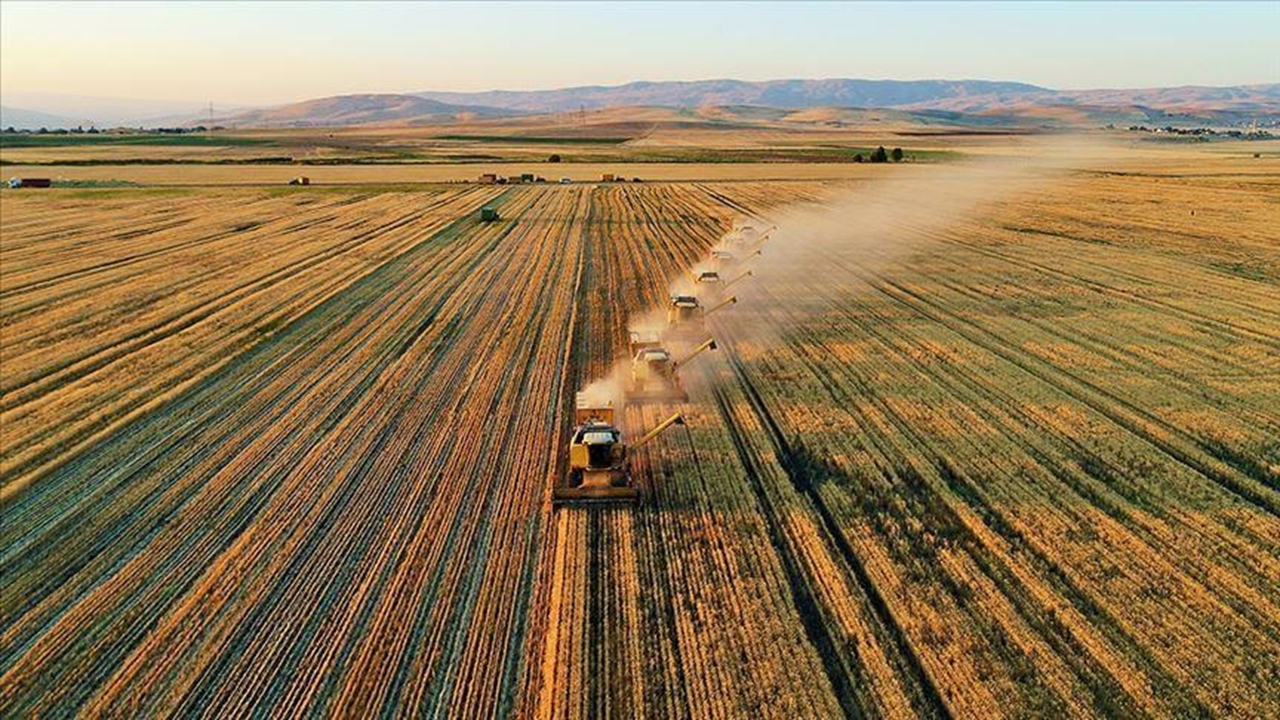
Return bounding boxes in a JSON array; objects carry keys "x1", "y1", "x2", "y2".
[{"x1": 2, "y1": 1, "x2": 1276, "y2": 105}]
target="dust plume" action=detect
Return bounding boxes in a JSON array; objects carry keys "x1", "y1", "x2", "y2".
[
  {"x1": 576, "y1": 136, "x2": 1116, "y2": 417},
  {"x1": 711, "y1": 136, "x2": 1117, "y2": 344},
  {"x1": 577, "y1": 360, "x2": 630, "y2": 416}
]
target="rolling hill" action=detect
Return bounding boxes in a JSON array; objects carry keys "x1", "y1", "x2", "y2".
[
  {"x1": 415, "y1": 78, "x2": 1051, "y2": 113},
  {"x1": 212, "y1": 94, "x2": 517, "y2": 128},
  {"x1": 11, "y1": 80, "x2": 1278, "y2": 130},
  {"x1": 1, "y1": 106, "x2": 88, "y2": 131},
  {"x1": 414, "y1": 79, "x2": 1280, "y2": 116}
]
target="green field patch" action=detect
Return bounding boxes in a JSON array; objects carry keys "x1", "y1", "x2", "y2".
[{"x1": 1, "y1": 156, "x2": 296, "y2": 166}]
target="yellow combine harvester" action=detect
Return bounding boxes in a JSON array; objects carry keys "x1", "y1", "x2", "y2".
[
  {"x1": 554, "y1": 394, "x2": 685, "y2": 505},
  {"x1": 625, "y1": 337, "x2": 718, "y2": 403},
  {"x1": 693, "y1": 270, "x2": 723, "y2": 287},
  {"x1": 694, "y1": 269, "x2": 752, "y2": 296},
  {"x1": 666, "y1": 294, "x2": 736, "y2": 338},
  {"x1": 728, "y1": 223, "x2": 774, "y2": 250}
]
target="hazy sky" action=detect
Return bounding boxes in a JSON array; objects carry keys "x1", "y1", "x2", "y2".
[{"x1": 2, "y1": 1, "x2": 1276, "y2": 106}]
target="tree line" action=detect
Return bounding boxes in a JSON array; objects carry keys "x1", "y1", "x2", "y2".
[{"x1": 853, "y1": 146, "x2": 905, "y2": 163}]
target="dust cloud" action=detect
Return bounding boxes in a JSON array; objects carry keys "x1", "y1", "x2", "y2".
[
  {"x1": 576, "y1": 136, "x2": 1116, "y2": 419},
  {"x1": 710, "y1": 136, "x2": 1117, "y2": 344}
]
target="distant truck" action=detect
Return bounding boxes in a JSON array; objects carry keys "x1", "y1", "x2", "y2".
[
  {"x1": 288, "y1": 176, "x2": 310, "y2": 186},
  {"x1": 480, "y1": 206, "x2": 501, "y2": 222},
  {"x1": 8, "y1": 177, "x2": 52, "y2": 189}
]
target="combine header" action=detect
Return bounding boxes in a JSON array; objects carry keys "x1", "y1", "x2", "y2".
[
  {"x1": 709, "y1": 249, "x2": 735, "y2": 266},
  {"x1": 694, "y1": 270, "x2": 722, "y2": 287},
  {"x1": 708, "y1": 248, "x2": 762, "y2": 271},
  {"x1": 625, "y1": 337, "x2": 718, "y2": 403},
  {"x1": 554, "y1": 394, "x2": 685, "y2": 506}
]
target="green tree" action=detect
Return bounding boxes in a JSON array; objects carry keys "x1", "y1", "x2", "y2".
[
  {"x1": 891, "y1": 147, "x2": 904, "y2": 162},
  {"x1": 871, "y1": 146, "x2": 888, "y2": 163},
  {"x1": 548, "y1": 154, "x2": 562, "y2": 163}
]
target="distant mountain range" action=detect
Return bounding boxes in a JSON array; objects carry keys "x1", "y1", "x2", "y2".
[
  {"x1": 5, "y1": 79, "x2": 1277, "y2": 130},
  {"x1": 228, "y1": 79, "x2": 1280, "y2": 129},
  {"x1": 1, "y1": 106, "x2": 86, "y2": 130},
  {"x1": 415, "y1": 79, "x2": 1054, "y2": 113},
  {"x1": 209, "y1": 94, "x2": 518, "y2": 128},
  {"x1": 413, "y1": 79, "x2": 1280, "y2": 116},
  {"x1": 0, "y1": 91, "x2": 246, "y2": 129}
]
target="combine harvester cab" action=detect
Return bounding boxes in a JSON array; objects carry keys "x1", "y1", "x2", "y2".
[
  {"x1": 666, "y1": 294, "x2": 735, "y2": 340},
  {"x1": 694, "y1": 270, "x2": 722, "y2": 286},
  {"x1": 708, "y1": 249, "x2": 737, "y2": 269},
  {"x1": 714, "y1": 247, "x2": 762, "y2": 268},
  {"x1": 554, "y1": 394, "x2": 685, "y2": 506},
  {"x1": 692, "y1": 270, "x2": 724, "y2": 297},
  {"x1": 700, "y1": 268, "x2": 753, "y2": 300},
  {"x1": 726, "y1": 223, "x2": 774, "y2": 253},
  {"x1": 627, "y1": 346, "x2": 685, "y2": 403},
  {"x1": 626, "y1": 338, "x2": 718, "y2": 403}
]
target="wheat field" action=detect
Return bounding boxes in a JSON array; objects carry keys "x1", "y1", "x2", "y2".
[{"x1": 2, "y1": 144, "x2": 1277, "y2": 716}]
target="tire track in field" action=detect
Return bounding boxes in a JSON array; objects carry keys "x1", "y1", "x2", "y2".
[{"x1": 863, "y1": 272, "x2": 1280, "y2": 510}]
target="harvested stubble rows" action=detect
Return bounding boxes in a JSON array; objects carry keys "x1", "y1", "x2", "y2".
[
  {"x1": 0, "y1": 181, "x2": 810, "y2": 715},
  {"x1": 534, "y1": 169, "x2": 1280, "y2": 717},
  {"x1": 3, "y1": 168, "x2": 1278, "y2": 717}
]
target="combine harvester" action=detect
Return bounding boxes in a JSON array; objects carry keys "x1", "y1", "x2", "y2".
[
  {"x1": 708, "y1": 248, "x2": 762, "y2": 271},
  {"x1": 625, "y1": 336, "x2": 718, "y2": 403},
  {"x1": 727, "y1": 223, "x2": 774, "y2": 252},
  {"x1": 693, "y1": 270, "x2": 723, "y2": 288},
  {"x1": 694, "y1": 269, "x2": 754, "y2": 303},
  {"x1": 551, "y1": 221, "x2": 771, "y2": 508},
  {"x1": 553, "y1": 395, "x2": 685, "y2": 505},
  {"x1": 666, "y1": 294, "x2": 736, "y2": 339}
]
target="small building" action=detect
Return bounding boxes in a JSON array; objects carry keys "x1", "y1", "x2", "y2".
[
  {"x1": 521, "y1": 173, "x2": 535, "y2": 182},
  {"x1": 478, "y1": 173, "x2": 498, "y2": 184},
  {"x1": 480, "y1": 206, "x2": 501, "y2": 222},
  {"x1": 8, "y1": 177, "x2": 52, "y2": 189},
  {"x1": 601, "y1": 173, "x2": 615, "y2": 182}
]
